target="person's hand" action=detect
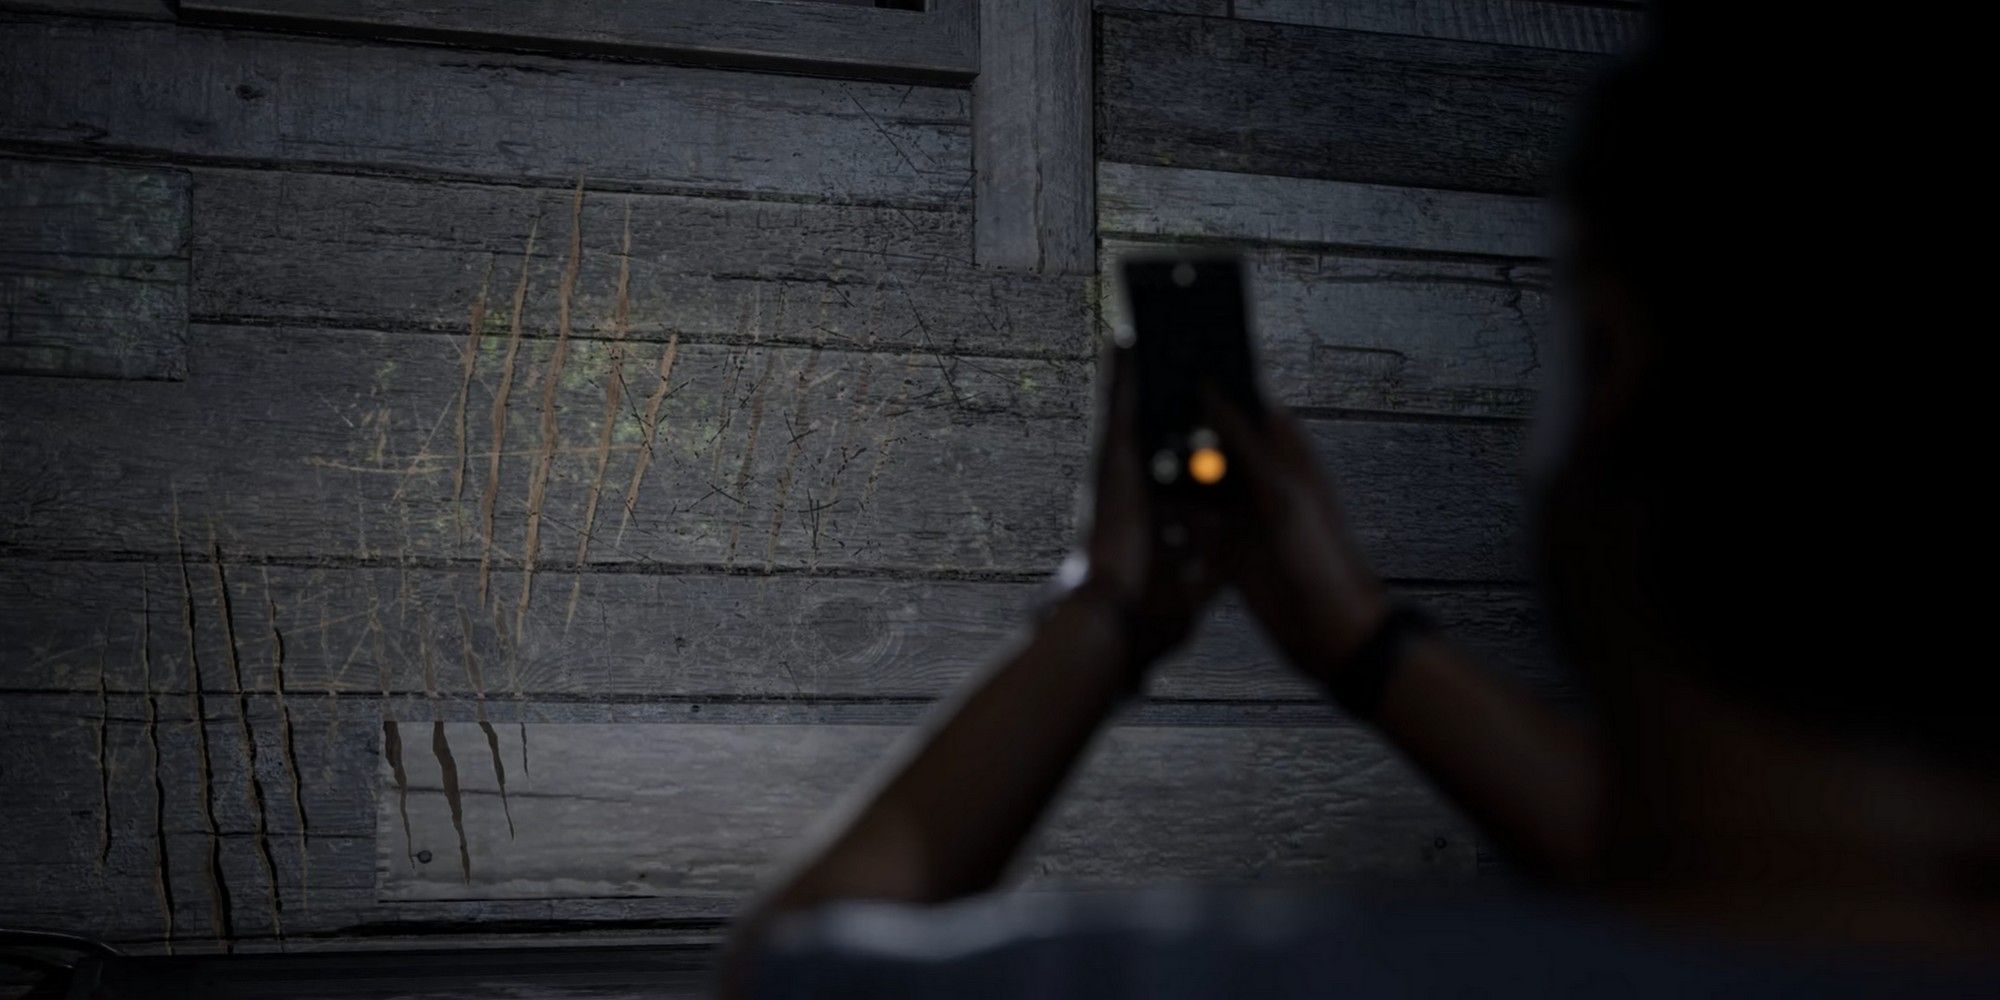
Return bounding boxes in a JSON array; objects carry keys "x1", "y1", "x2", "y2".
[
  {"x1": 1208, "y1": 400, "x2": 1390, "y2": 685},
  {"x1": 1065, "y1": 348, "x2": 1218, "y2": 671}
]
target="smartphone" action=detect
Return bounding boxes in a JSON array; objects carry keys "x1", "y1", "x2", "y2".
[{"x1": 1118, "y1": 254, "x2": 1264, "y2": 494}]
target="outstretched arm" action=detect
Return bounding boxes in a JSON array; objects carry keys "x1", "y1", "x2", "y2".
[
  {"x1": 1211, "y1": 402, "x2": 1605, "y2": 882},
  {"x1": 722, "y1": 351, "x2": 1214, "y2": 992}
]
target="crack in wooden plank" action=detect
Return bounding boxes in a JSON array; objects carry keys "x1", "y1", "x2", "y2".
[
  {"x1": 479, "y1": 218, "x2": 540, "y2": 606},
  {"x1": 139, "y1": 566, "x2": 176, "y2": 950},
  {"x1": 261, "y1": 568, "x2": 310, "y2": 915},
  {"x1": 210, "y1": 536, "x2": 284, "y2": 940},
  {"x1": 432, "y1": 719, "x2": 472, "y2": 884},
  {"x1": 615, "y1": 332, "x2": 680, "y2": 550},
  {"x1": 453, "y1": 254, "x2": 495, "y2": 546},
  {"x1": 567, "y1": 199, "x2": 632, "y2": 626},
  {"x1": 516, "y1": 178, "x2": 586, "y2": 640},
  {"x1": 382, "y1": 720, "x2": 413, "y2": 868},
  {"x1": 171, "y1": 496, "x2": 231, "y2": 950}
]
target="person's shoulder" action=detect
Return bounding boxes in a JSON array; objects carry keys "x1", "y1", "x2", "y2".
[{"x1": 751, "y1": 887, "x2": 2000, "y2": 1000}]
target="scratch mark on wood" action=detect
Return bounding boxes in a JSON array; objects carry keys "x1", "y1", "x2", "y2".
[
  {"x1": 724, "y1": 353, "x2": 778, "y2": 566},
  {"x1": 210, "y1": 537, "x2": 283, "y2": 939},
  {"x1": 457, "y1": 606, "x2": 513, "y2": 840},
  {"x1": 706, "y1": 290, "x2": 759, "y2": 484},
  {"x1": 139, "y1": 566, "x2": 176, "y2": 950},
  {"x1": 382, "y1": 720, "x2": 413, "y2": 868},
  {"x1": 568, "y1": 200, "x2": 632, "y2": 625},
  {"x1": 860, "y1": 354, "x2": 923, "y2": 514},
  {"x1": 765, "y1": 347, "x2": 824, "y2": 569},
  {"x1": 517, "y1": 178, "x2": 586, "y2": 640},
  {"x1": 261, "y1": 569, "x2": 310, "y2": 911},
  {"x1": 171, "y1": 496, "x2": 231, "y2": 950},
  {"x1": 453, "y1": 254, "x2": 495, "y2": 545},
  {"x1": 480, "y1": 218, "x2": 540, "y2": 605},
  {"x1": 96, "y1": 622, "x2": 112, "y2": 870},
  {"x1": 615, "y1": 332, "x2": 680, "y2": 549},
  {"x1": 432, "y1": 719, "x2": 472, "y2": 883}
]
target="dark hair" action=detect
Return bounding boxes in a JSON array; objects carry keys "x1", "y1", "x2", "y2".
[{"x1": 1547, "y1": 8, "x2": 1990, "y2": 767}]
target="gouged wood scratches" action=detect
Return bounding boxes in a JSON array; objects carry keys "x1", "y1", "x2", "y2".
[
  {"x1": 0, "y1": 694, "x2": 1479, "y2": 940},
  {"x1": 1, "y1": 320, "x2": 1524, "y2": 579}
]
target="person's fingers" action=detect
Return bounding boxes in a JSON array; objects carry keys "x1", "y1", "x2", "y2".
[
  {"x1": 1203, "y1": 389, "x2": 1289, "y2": 514},
  {"x1": 1263, "y1": 407, "x2": 1341, "y2": 509},
  {"x1": 1094, "y1": 346, "x2": 1142, "y2": 493}
]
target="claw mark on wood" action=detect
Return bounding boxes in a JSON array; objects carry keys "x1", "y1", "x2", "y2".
[
  {"x1": 383, "y1": 720, "x2": 413, "y2": 867},
  {"x1": 432, "y1": 720, "x2": 472, "y2": 883},
  {"x1": 457, "y1": 607, "x2": 513, "y2": 839},
  {"x1": 261, "y1": 569, "x2": 310, "y2": 911},
  {"x1": 480, "y1": 218, "x2": 540, "y2": 604},
  {"x1": 860, "y1": 354, "x2": 923, "y2": 514},
  {"x1": 616, "y1": 333, "x2": 680, "y2": 548},
  {"x1": 139, "y1": 567, "x2": 177, "y2": 949},
  {"x1": 706, "y1": 290, "x2": 759, "y2": 483},
  {"x1": 569, "y1": 200, "x2": 632, "y2": 625},
  {"x1": 724, "y1": 353, "x2": 778, "y2": 566},
  {"x1": 765, "y1": 347, "x2": 823, "y2": 568},
  {"x1": 518, "y1": 177, "x2": 585, "y2": 639},
  {"x1": 210, "y1": 537, "x2": 283, "y2": 939},
  {"x1": 96, "y1": 621, "x2": 112, "y2": 869},
  {"x1": 454, "y1": 254, "x2": 495, "y2": 544},
  {"x1": 171, "y1": 496, "x2": 231, "y2": 950}
]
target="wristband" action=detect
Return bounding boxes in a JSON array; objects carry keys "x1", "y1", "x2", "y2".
[{"x1": 1328, "y1": 603, "x2": 1437, "y2": 720}]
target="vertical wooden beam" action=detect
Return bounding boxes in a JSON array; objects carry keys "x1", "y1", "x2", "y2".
[{"x1": 975, "y1": 0, "x2": 1095, "y2": 274}]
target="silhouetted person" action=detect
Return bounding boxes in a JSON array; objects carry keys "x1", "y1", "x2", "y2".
[{"x1": 722, "y1": 8, "x2": 1999, "y2": 996}]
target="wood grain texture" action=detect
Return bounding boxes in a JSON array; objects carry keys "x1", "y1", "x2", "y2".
[
  {"x1": 0, "y1": 325, "x2": 1526, "y2": 580},
  {"x1": 1098, "y1": 163, "x2": 1551, "y2": 258},
  {"x1": 188, "y1": 170, "x2": 1090, "y2": 360},
  {"x1": 1097, "y1": 9, "x2": 1604, "y2": 194},
  {"x1": 0, "y1": 695, "x2": 1482, "y2": 943},
  {"x1": 0, "y1": 557, "x2": 1567, "y2": 703},
  {"x1": 0, "y1": 157, "x2": 188, "y2": 379},
  {"x1": 0, "y1": 12, "x2": 970, "y2": 206},
  {"x1": 178, "y1": 0, "x2": 977, "y2": 81},
  {"x1": 1235, "y1": 0, "x2": 1641, "y2": 53},
  {"x1": 1104, "y1": 239, "x2": 1549, "y2": 418},
  {"x1": 974, "y1": 0, "x2": 1095, "y2": 273}
]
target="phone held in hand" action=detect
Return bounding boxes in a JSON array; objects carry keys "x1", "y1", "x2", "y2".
[{"x1": 1117, "y1": 254, "x2": 1265, "y2": 495}]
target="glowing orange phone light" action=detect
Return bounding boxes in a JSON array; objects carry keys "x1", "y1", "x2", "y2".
[{"x1": 1188, "y1": 447, "x2": 1227, "y2": 485}]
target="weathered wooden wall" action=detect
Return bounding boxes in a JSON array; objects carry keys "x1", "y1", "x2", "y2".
[{"x1": 1, "y1": 0, "x2": 1630, "y2": 959}]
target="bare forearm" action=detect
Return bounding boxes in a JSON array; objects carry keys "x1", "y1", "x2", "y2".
[
  {"x1": 1366, "y1": 638, "x2": 1604, "y2": 881},
  {"x1": 741, "y1": 595, "x2": 1133, "y2": 923}
]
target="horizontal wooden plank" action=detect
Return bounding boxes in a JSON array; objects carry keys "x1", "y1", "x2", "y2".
[
  {"x1": 0, "y1": 325, "x2": 1526, "y2": 580},
  {"x1": 0, "y1": 695, "x2": 1479, "y2": 943},
  {"x1": 1099, "y1": 163, "x2": 1551, "y2": 258},
  {"x1": 1098, "y1": 9, "x2": 1603, "y2": 194},
  {"x1": 179, "y1": 0, "x2": 977, "y2": 81},
  {"x1": 1105, "y1": 240, "x2": 1549, "y2": 418},
  {"x1": 1234, "y1": 0, "x2": 1642, "y2": 53},
  {"x1": 0, "y1": 0, "x2": 172, "y2": 16},
  {"x1": 0, "y1": 12, "x2": 969, "y2": 206},
  {"x1": 0, "y1": 157, "x2": 189, "y2": 379},
  {"x1": 0, "y1": 557, "x2": 1567, "y2": 703},
  {"x1": 379, "y1": 721, "x2": 1476, "y2": 901},
  {"x1": 188, "y1": 169, "x2": 1090, "y2": 360}
]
